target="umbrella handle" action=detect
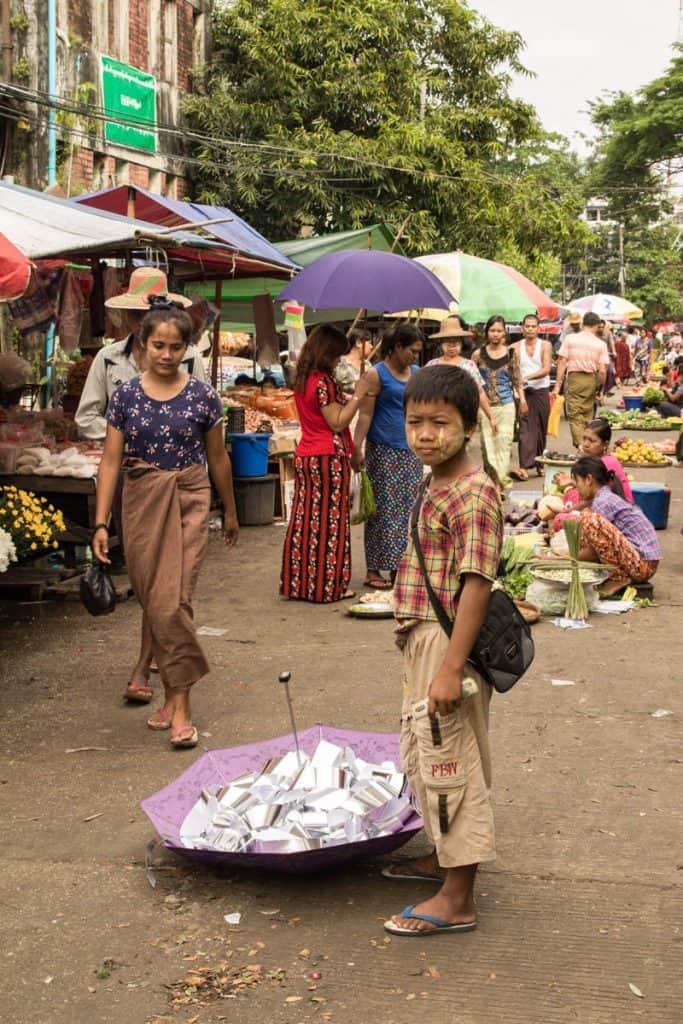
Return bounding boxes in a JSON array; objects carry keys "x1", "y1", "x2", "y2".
[{"x1": 278, "y1": 670, "x2": 302, "y2": 766}]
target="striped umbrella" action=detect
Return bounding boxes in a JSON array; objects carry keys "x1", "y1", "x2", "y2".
[{"x1": 390, "y1": 251, "x2": 559, "y2": 322}]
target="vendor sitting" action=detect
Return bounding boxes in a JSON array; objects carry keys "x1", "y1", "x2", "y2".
[
  {"x1": 0, "y1": 353, "x2": 32, "y2": 411},
  {"x1": 570, "y1": 456, "x2": 660, "y2": 597},
  {"x1": 554, "y1": 418, "x2": 633, "y2": 506}
]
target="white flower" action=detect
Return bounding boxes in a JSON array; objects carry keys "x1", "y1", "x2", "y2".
[{"x1": 0, "y1": 527, "x2": 17, "y2": 573}]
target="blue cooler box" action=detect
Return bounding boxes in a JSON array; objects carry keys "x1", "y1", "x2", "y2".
[{"x1": 631, "y1": 482, "x2": 671, "y2": 530}]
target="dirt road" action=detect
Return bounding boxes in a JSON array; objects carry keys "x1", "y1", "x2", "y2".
[{"x1": 2, "y1": 418, "x2": 682, "y2": 1024}]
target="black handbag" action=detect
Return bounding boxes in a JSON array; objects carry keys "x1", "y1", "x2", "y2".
[
  {"x1": 80, "y1": 561, "x2": 117, "y2": 617},
  {"x1": 409, "y1": 484, "x2": 534, "y2": 693}
]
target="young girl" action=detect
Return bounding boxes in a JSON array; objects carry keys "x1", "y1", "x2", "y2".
[
  {"x1": 570, "y1": 456, "x2": 660, "y2": 596},
  {"x1": 472, "y1": 316, "x2": 525, "y2": 490},
  {"x1": 93, "y1": 301, "x2": 239, "y2": 749}
]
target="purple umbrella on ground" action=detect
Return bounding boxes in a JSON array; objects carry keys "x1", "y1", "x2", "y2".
[
  {"x1": 276, "y1": 249, "x2": 455, "y2": 313},
  {"x1": 141, "y1": 724, "x2": 422, "y2": 874}
]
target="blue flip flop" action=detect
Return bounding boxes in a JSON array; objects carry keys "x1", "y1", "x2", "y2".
[{"x1": 383, "y1": 905, "x2": 477, "y2": 937}]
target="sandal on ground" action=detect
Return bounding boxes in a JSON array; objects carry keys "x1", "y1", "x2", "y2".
[
  {"x1": 147, "y1": 706, "x2": 173, "y2": 731},
  {"x1": 363, "y1": 577, "x2": 392, "y2": 590},
  {"x1": 342, "y1": 590, "x2": 356, "y2": 600},
  {"x1": 149, "y1": 661, "x2": 160, "y2": 674},
  {"x1": 383, "y1": 905, "x2": 477, "y2": 937},
  {"x1": 509, "y1": 469, "x2": 529, "y2": 481},
  {"x1": 381, "y1": 864, "x2": 444, "y2": 883},
  {"x1": 124, "y1": 682, "x2": 154, "y2": 704},
  {"x1": 170, "y1": 725, "x2": 199, "y2": 749}
]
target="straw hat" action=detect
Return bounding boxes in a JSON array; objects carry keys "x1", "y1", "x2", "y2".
[
  {"x1": 430, "y1": 316, "x2": 473, "y2": 339},
  {"x1": 105, "y1": 267, "x2": 191, "y2": 310},
  {"x1": 568, "y1": 311, "x2": 582, "y2": 325}
]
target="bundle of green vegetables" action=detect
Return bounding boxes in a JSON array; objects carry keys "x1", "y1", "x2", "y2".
[
  {"x1": 563, "y1": 519, "x2": 587, "y2": 620},
  {"x1": 498, "y1": 537, "x2": 534, "y2": 600}
]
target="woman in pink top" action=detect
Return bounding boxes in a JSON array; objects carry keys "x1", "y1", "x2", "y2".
[{"x1": 555, "y1": 418, "x2": 633, "y2": 518}]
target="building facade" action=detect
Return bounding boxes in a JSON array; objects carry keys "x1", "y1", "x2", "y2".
[{"x1": 0, "y1": 0, "x2": 210, "y2": 197}]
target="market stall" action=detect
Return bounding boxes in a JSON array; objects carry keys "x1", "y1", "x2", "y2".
[{"x1": 0, "y1": 183, "x2": 298, "y2": 587}]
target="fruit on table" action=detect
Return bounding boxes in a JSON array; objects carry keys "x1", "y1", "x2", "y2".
[{"x1": 613, "y1": 438, "x2": 670, "y2": 464}]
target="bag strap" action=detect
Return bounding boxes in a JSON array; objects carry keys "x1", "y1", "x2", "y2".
[{"x1": 409, "y1": 478, "x2": 454, "y2": 637}]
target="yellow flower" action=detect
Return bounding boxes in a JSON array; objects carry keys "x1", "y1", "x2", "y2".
[
  {"x1": 52, "y1": 541, "x2": 59, "y2": 548},
  {"x1": 30, "y1": 542, "x2": 37, "y2": 551}
]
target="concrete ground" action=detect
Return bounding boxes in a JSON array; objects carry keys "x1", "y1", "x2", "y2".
[{"x1": 1, "y1": 409, "x2": 682, "y2": 1024}]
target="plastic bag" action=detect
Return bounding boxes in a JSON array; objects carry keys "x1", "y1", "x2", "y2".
[
  {"x1": 80, "y1": 561, "x2": 116, "y2": 617},
  {"x1": 350, "y1": 469, "x2": 376, "y2": 525},
  {"x1": 526, "y1": 577, "x2": 598, "y2": 616},
  {"x1": 546, "y1": 395, "x2": 565, "y2": 438}
]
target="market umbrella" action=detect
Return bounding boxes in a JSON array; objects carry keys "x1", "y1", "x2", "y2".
[
  {"x1": 569, "y1": 293, "x2": 643, "y2": 321},
  {"x1": 141, "y1": 724, "x2": 421, "y2": 874},
  {"x1": 276, "y1": 249, "x2": 454, "y2": 313},
  {"x1": 389, "y1": 251, "x2": 560, "y2": 323},
  {"x1": 0, "y1": 231, "x2": 32, "y2": 301}
]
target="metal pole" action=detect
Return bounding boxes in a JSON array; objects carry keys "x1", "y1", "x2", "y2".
[
  {"x1": 47, "y1": 0, "x2": 57, "y2": 185},
  {"x1": 278, "y1": 671, "x2": 302, "y2": 766},
  {"x1": 618, "y1": 222, "x2": 626, "y2": 297}
]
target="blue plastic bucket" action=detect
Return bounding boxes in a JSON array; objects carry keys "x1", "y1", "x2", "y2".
[
  {"x1": 631, "y1": 482, "x2": 671, "y2": 530},
  {"x1": 623, "y1": 395, "x2": 644, "y2": 411},
  {"x1": 227, "y1": 433, "x2": 271, "y2": 478}
]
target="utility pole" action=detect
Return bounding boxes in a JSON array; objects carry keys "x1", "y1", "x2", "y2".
[{"x1": 617, "y1": 222, "x2": 626, "y2": 296}]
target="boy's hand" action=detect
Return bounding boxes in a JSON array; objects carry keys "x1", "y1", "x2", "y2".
[{"x1": 428, "y1": 664, "x2": 463, "y2": 717}]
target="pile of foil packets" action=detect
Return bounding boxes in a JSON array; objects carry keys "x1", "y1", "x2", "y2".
[{"x1": 180, "y1": 739, "x2": 412, "y2": 855}]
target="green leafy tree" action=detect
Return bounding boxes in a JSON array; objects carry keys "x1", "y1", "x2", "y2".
[
  {"x1": 585, "y1": 48, "x2": 683, "y2": 320},
  {"x1": 184, "y1": 0, "x2": 589, "y2": 270}
]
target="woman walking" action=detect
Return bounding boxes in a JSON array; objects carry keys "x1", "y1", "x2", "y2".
[
  {"x1": 93, "y1": 301, "x2": 239, "y2": 749},
  {"x1": 281, "y1": 324, "x2": 375, "y2": 603},
  {"x1": 509, "y1": 313, "x2": 552, "y2": 480},
  {"x1": 352, "y1": 324, "x2": 423, "y2": 589},
  {"x1": 426, "y1": 316, "x2": 497, "y2": 434},
  {"x1": 473, "y1": 316, "x2": 525, "y2": 490}
]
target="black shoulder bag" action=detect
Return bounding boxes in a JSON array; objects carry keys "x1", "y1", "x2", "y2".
[{"x1": 409, "y1": 482, "x2": 534, "y2": 693}]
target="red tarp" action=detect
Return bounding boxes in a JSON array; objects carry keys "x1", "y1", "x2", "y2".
[{"x1": 0, "y1": 231, "x2": 32, "y2": 301}]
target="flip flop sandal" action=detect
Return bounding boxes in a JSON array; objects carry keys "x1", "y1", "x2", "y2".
[
  {"x1": 171, "y1": 725, "x2": 199, "y2": 749},
  {"x1": 147, "y1": 707, "x2": 173, "y2": 731},
  {"x1": 509, "y1": 469, "x2": 528, "y2": 481},
  {"x1": 342, "y1": 590, "x2": 356, "y2": 600},
  {"x1": 149, "y1": 662, "x2": 160, "y2": 674},
  {"x1": 363, "y1": 577, "x2": 393, "y2": 590},
  {"x1": 381, "y1": 864, "x2": 444, "y2": 883},
  {"x1": 383, "y1": 905, "x2": 477, "y2": 937},
  {"x1": 124, "y1": 682, "x2": 154, "y2": 704}
]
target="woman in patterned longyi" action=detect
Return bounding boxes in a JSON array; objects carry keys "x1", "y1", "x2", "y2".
[{"x1": 280, "y1": 324, "x2": 375, "y2": 603}]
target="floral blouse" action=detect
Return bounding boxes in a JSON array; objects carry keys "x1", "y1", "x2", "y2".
[{"x1": 107, "y1": 376, "x2": 224, "y2": 470}]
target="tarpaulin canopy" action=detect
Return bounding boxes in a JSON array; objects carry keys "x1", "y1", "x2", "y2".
[
  {"x1": 0, "y1": 231, "x2": 32, "y2": 301},
  {"x1": 75, "y1": 185, "x2": 296, "y2": 277},
  {"x1": 0, "y1": 183, "x2": 289, "y2": 282}
]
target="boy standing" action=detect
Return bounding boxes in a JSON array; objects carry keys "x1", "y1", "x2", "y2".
[{"x1": 384, "y1": 365, "x2": 503, "y2": 937}]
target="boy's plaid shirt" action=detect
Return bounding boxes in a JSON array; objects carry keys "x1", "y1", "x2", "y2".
[{"x1": 394, "y1": 469, "x2": 503, "y2": 635}]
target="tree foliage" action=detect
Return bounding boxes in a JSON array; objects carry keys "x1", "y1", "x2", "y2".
[
  {"x1": 184, "y1": 0, "x2": 589, "y2": 272},
  {"x1": 585, "y1": 48, "x2": 683, "y2": 319}
]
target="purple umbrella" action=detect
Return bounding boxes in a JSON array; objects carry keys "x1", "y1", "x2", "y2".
[
  {"x1": 276, "y1": 249, "x2": 455, "y2": 313},
  {"x1": 141, "y1": 724, "x2": 422, "y2": 873}
]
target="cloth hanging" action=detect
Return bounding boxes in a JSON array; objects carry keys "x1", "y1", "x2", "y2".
[{"x1": 7, "y1": 263, "x2": 63, "y2": 336}]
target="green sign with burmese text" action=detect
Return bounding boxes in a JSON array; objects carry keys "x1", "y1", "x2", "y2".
[{"x1": 101, "y1": 56, "x2": 157, "y2": 153}]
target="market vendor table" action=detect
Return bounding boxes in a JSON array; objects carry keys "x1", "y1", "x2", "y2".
[{"x1": 0, "y1": 474, "x2": 117, "y2": 559}]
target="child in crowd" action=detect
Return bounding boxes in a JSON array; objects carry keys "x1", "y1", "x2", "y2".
[
  {"x1": 554, "y1": 418, "x2": 633, "y2": 518},
  {"x1": 570, "y1": 456, "x2": 660, "y2": 596},
  {"x1": 382, "y1": 365, "x2": 503, "y2": 937}
]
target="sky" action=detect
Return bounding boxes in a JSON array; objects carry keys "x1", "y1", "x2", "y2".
[{"x1": 471, "y1": 0, "x2": 680, "y2": 148}]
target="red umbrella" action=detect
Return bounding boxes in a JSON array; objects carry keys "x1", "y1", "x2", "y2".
[{"x1": 0, "y1": 231, "x2": 31, "y2": 301}]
